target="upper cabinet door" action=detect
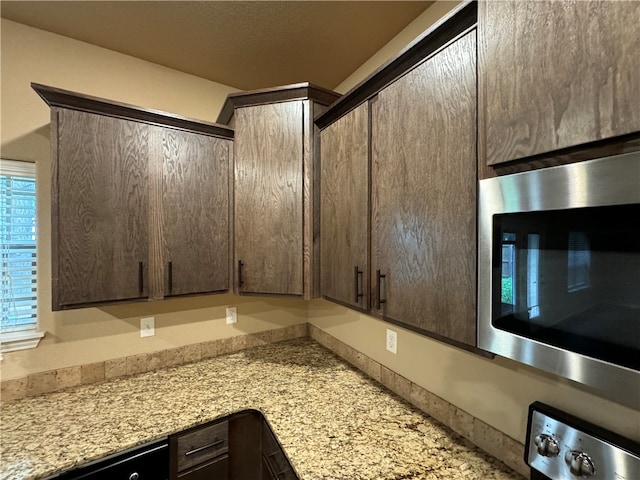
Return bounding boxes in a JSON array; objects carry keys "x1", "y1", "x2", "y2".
[
  {"x1": 371, "y1": 31, "x2": 477, "y2": 346},
  {"x1": 54, "y1": 109, "x2": 149, "y2": 307},
  {"x1": 234, "y1": 102, "x2": 304, "y2": 296},
  {"x1": 320, "y1": 103, "x2": 370, "y2": 310},
  {"x1": 481, "y1": 1, "x2": 640, "y2": 166},
  {"x1": 159, "y1": 128, "x2": 230, "y2": 296}
]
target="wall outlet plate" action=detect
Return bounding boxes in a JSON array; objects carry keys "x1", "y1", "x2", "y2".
[
  {"x1": 386, "y1": 328, "x2": 397, "y2": 354},
  {"x1": 226, "y1": 307, "x2": 237, "y2": 324},
  {"x1": 140, "y1": 317, "x2": 155, "y2": 337}
]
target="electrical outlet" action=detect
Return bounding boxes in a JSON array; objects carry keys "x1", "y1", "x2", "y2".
[
  {"x1": 226, "y1": 307, "x2": 237, "y2": 324},
  {"x1": 140, "y1": 317, "x2": 155, "y2": 337},
  {"x1": 386, "y1": 328, "x2": 397, "y2": 354}
]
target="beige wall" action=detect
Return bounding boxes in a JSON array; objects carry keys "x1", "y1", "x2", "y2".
[
  {"x1": 314, "y1": 1, "x2": 640, "y2": 445},
  {"x1": 334, "y1": 1, "x2": 461, "y2": 94},
  {"x1": 0, "y1": 19, "x2": 307, "y2": 380},
  {"x1": 308, "y1": 301, "x2": 639, "y2": 443}
]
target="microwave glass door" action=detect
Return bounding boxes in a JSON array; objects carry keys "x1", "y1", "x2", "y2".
[{"x1": 492, "y1": 204, "x2": 640, "y2": 371}]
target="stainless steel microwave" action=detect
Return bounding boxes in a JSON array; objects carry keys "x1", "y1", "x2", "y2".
[{"x1": 478, "y1": 152, "x2": 640, "y2": 409}]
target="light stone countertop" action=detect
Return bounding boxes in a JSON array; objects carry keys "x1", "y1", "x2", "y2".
[{"x1": 0, "y1": 339, "x2": 525, "y2": 480}]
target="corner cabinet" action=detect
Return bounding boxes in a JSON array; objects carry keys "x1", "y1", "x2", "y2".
[
  {"x1": 168, "y1": 410, "x2": 298, "y2": 480},
  {"x1": 33, "y1": 83, "x2": 233, "y2": 310},
  {"x1": 217, "y1": 84, "x2": 340, "y2": 299},
  {"x1": 480, "y1": 1, "x2": 640, "y2": 166}
]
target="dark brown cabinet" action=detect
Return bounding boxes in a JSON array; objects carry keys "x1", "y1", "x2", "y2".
[
  {"x1": 55, "y1": 109, "x2": 150, "y2": 307},
  {"x1": 158, "y1": 128, "x2": 230, "y2": 297},
  {"x1": 234, "y1": 101, "x2": 304, "y2": 296},
  {"x1": 320, "y1": 102, "x2": 370, "y2": 310},
  {"x1": 34, "y1": 83, "x2": 234, "y2": 309},
  {"x1": 218, "y1": 84, "x2": 340, "y2": 299},
  {"x1": 480, "y1": 1, "x2": 640, "y2": 166},
  {"x1": 170, "y1": 419, "x2": 229, "y2": 480},
  {"x1": 371, "y1": 31, "x2": 477, "y2": 346},
  {"x1": 169, "y1": 410, "x2": 298, "y2": 480}
]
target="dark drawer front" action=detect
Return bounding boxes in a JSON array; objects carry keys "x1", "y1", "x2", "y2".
[
  {"x1": 262, "y1": 423, "x2": 298, "y2": 480},
  {"x1": 176, "y1": 421, "x2": 229, "y2": 472},
  {"x1": 177, "y1": 454, "x2": 228, "y2": 480}
]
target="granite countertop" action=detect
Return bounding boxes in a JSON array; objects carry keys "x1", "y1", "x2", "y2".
[{"x1": 1, "y1": 339, "x2": 523, "y2": 480}]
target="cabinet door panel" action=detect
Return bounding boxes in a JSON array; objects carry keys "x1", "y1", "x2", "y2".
[
  {"x1": 372, "y1": 32, "x2": 477, "y2": 346},
  {"x1": 320, "y1": 103, "x2": 369, "y2": 309},
  {"x1": 56, "y1": 110, "x2": 149, "y2": 306},
  {"x1": 481, "y1": 1, "x2": 640, "y2": 165},
  {"x1": 160, "y1": 128, "x2": 230, "y2": 296},
  {"x1": 234, "y1": 102, "x2": 304, "y2": 295}
]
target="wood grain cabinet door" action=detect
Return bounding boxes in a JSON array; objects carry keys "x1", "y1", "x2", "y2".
[
  {"x1": 54, "y1": 109, "x2": 149, "y2": 307},
  {"x1": 158, "y1": 128, "x2": 230, "y2": 296},
  {"x1": 234, "y1": 102, "x2": 304, "y2": 296},
  {"x1": 371, "y1": 31, "x2": 477, "y2": 346},
  {"x1": 481, "y1": 1, "x2": 640, "y2": 166},
  {"x1": 320, "y1": 103, "x2": 369, "y2": 310}
]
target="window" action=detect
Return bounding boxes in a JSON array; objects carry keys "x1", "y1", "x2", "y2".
[
  {"x1": 1, "y1": 159, "x2": 43, "y2": 352},
  {"x1": 568, "y1": 231, "x2": 590, "y2": 292},
  {"x1": 526, "y1": 233, "x2": 540, "y2": 319},
  {"x1": 501, "y1": 232, "x2": 517, "y2": 308}
]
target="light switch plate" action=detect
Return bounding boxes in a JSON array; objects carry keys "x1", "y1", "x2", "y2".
[
  {"x1": 140, "y1": 317, "x2": 155, "y2": 337},
  {"x1": 386, "y1": 329, "x2": 397, "y2": 354}
]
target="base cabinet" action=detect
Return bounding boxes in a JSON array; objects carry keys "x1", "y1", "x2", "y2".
[
  {"x1": 177, "y1": 457, "x2": 229, "y2": 480},
  {"x1": 45, "y1": 411, "x2": 296, "y2": 480},
  {"x1": 169, "y1": 410, "x2": 298, "y2": 480},
  {"x1": 44, "y1": 439, "x2": 169, "y2": 480},
  {"x1": 261, "y1": 419, "x2": 298, "y2": 480}
]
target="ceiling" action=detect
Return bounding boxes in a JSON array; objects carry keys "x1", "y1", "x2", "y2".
[{"x1": 1, "y1": 1, "x2": 433, "y2": 91}]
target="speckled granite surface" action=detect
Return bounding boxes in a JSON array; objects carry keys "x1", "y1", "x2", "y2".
[{"x1": 1, "y1": 339, "x2": 524, "y2": 480}]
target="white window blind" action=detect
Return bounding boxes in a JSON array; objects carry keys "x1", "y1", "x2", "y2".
[{"x1": 1, "y1": 159, "x2": 38, "y2": 337}]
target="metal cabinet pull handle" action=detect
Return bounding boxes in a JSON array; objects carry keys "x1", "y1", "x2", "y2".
[
  {"x1": 138, "y1": 261, "x2": 144, "y2": 295},
  {"x1": 353, "y1": 266, "x2": 364, "y2": 303},
  {"x1": 238, "y1": 260, "x2": 244, "y2": 288},
  {"x1": 185, "y1": 439, "x2": 224, "y2": 457},
  {"x1": 376, "y1": 269, "x2": 386, "y2": 309},
  {"x1": 168, "y1": 261, "x2": 173, "y2": 294}
]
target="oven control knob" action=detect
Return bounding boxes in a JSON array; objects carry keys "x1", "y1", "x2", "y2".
[
  {"x1": 534, "y1": 433, "x2": 560, "y2": 457},
  {"x1": 564, "y1": 450, "x2": 595, "y2": 477}
]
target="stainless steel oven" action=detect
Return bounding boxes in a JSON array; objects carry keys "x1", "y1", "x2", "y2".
[
  {"x1": 478, "y1": 152, "x2": 640, "y2": 409},
  {"x1": 525, "y1": 401, "x2": 640, "y2": 480}
]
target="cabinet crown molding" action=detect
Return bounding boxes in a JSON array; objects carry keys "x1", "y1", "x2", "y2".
[
  {"x1": 31, "y1": 83, "x2": 234, "y2": 139},
  {"x1": 315, "y1": 0, "x2": 476, "y2": 130},
  {"x1": 216, "y1": 82, "x2": 341, "y2": 125}
]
